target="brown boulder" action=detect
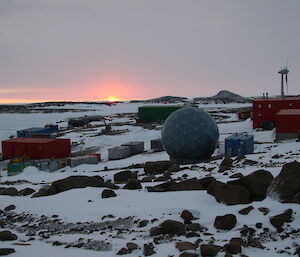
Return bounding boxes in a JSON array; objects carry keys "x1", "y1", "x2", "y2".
[
  {"x1": 123, "y1": 179, "x2": 142, "y2": 190},
  {"x1": 114, "y1": 170, "x2": 137, "y2": 183},
  {"x1": 32, "y1": 176, "x2": 119, "y2": 197},
  {"x1": 0, "y1": 248, "x2": 15, "y2": 255},
  {"x1": 0, "y1": 187, "x2": 18, "y2": 196},
  {"x1": 228, "y1": 170, "x2": 273, "y2": 201},
  {"x1": 214, "y1": 214, "x2": 237, "y2": 230},
  {"x1": 159, "y1": 220, "x2": 186, "y2": 236},
  {"x1": 207, "y1": 181, "x2": 251, "y2": 205},
  {"x1": 175, "y1": 242, "x2": 198, "y2": 252},
  {"x1": 200, "y1": 244, "x2": 221, "y2": 257},
  {"x1": 0, "y1": 231, "x2": 17, "y2": 241},
  {"x1": 147, "y1": 178, "x2": 205, "y2": 192},
  {"x1": 143, "y1": 243, "x2": 156, "y2": 256},
  {"x1": 218, "y1": 157, "x2": 233, "y2": 173},
  {"x1": 269, "y1": 209, "x2": 293, "y2": 231},
  {"x1": 267, "y1": 161, "x2": 300, "y2": 203},
  {"x1": 144, "y1": 161, "x2": 173, "y2": 175}
]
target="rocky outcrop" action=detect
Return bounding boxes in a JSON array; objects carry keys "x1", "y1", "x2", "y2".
[
  {"x1": 114, "y1": 170, "x2": 137, "y2": 183},
  {"x1": 269, "y1": 209, "x2": 294, "y2": 231},
  {"x1": 147, "y1": 178, "x2": 206, "y2": 192},
  {"x1": 267, "y1": 161, "x2": 300, "y2": 203},
  {"x1": 150, "y1": 220, "x2": 186, "y2": 236},
  {"x1": 101, "y1": 189, "x2": 117, "y2": 198},
  {"x1": 214, "y1": 214, "x2": 237, "y2": 230},
  {"x1": 0, "y1": 231, "x2": 17, "y2": 241},
  {"x1": 207, "y1": 181, "x2": 251, "y2": 205},
  {"x1": 0, "y1": 187, "x2": 18, "y2": 196},
  {"x1": 200, "y1": 244, "x2": 221, "y2": 257},
  {"x1": 32, "y1": 176, "x2": 119, "y2": 197},
  {"x1": 123, "y1": 179, "x2": 142, "y2": 190},
  {"x1": 228, "y1": 170, "x2": 273, "y2": 201},
  {"x1": 144, "y1": 161, "x2": 174, "y2": 175}
]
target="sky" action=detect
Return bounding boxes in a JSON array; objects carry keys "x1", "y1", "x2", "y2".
[{"x1": 0, "y1": 0, "x2": 300, "y2": 103}]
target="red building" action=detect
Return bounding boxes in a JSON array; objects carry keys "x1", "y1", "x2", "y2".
[
  {"x1": 275, "y1": 109, "x2": 300, "y2": 140},
  {"x1": 252, "y1": 96, "x2": 300, "y2": 129},
  {"x1": 2, "y1": 138, "x2": 71, "y2": 159}
]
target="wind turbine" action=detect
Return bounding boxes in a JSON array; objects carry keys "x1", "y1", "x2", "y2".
[{"x1": 278, "y1": 65, "x2": 289, "y2": 98}]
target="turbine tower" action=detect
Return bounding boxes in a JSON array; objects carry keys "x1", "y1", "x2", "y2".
[{"x1": 278, "y1": 66, "x2": 289, "y2": 98}]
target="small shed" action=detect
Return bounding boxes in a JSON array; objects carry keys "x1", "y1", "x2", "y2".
[
  {"x1": 275, "y1": 109, "x2": 300, "y2": 140},
  {"x1": 225, "y1": 134, "x2": 254, "y2": 157},
  {"x1": 2, "y1": 138, "x2": 71, "y2": 159}
]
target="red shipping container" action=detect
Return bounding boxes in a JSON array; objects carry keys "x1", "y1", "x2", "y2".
[
  {"x1": 252, "y1": 96, "x2": 300, "y2": 129},
  {"x1": 2, "y1": 138, "x2": 71, "y2": 159},
  {"x1": 275, "y1": 109, "x2": 300, "y2": 133}
]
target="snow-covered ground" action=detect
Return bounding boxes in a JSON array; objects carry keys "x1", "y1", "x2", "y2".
[{"x1": 0, "y1": 102, "x2": 299, "y2": 257}]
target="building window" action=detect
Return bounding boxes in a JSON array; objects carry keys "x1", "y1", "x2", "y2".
[
  {"x1": 268, "y1": 104, "x2": 272, "y2": 109},
  {"x1": 258, "y1": 113, "x2": 262, "y2": 117},
  {"x1": 258, "y1": 104, "x2": 261, "y2": 108},
  {"x1": 288, "y1": 103, "x2": 293, "y2": 106}
]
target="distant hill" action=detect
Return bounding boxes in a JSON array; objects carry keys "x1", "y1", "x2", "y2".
[
  {"x1": 194, "y1": 90, "x2": 251, "y2": 103},
  {"x1": 210, "y1": 90, "x2": 242, "y2": 99},
  {"x1": 146, "y1": 95, "x2": 188, "y2": 103}
]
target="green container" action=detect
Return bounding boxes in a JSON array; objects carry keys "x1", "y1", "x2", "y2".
[
  {"x1": 7, "y1": 161, "x2": 38, "y2": 175},
  {"x1": 138, "y1": 105, "x2": 183, "y2": 123}
]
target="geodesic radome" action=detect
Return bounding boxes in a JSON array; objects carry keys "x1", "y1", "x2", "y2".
[{"x1": 161, "y1": 107, "x2": 219, "y2": 161}]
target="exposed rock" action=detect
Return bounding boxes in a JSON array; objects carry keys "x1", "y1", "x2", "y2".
[
  {"x1": 147, "y1": 178, "x2": 205, "y2": 192},
  {"x1": 185, "y1": 223, "x2": 202, "y2": 232},
  {"x1": 114, "y1": 170, "x2": 137, "y2": 183},
  {"x1": 199, "y1": 177, "x2": 216, "y2": 189},
  {"x1": 141, "y1": 176, "x2": 154, "y2": 182},
  {"x1": 242, "y1": 159, "x2": 258, "y2": 165},
  {"x1": 175, "y1": 242, "x2": 198, "y2": 252},
  {"x1": 218, "y1": 157, "x2": 233, "y2": 173},
  {"x1": 126, "y1": 242, "x2": 138, "y2": 251},
  {"x1": 207, "y1": 181, "x2": 251, "y2": 205},
  {"x1": 0, "y1": 187, "x2": 18, "y2": 196},
  {"x1": 0, "y1": 231, "x2": 17, "y2": 241},
  {"x1": 149, "y1": 226, "x2": 161, "y2": 236},
  {"x1": 138, "y1": 220, "x2": 149, "y2": 228},
  {"x1": 238, "y1": 206, "x2": 254, "y2": 215},
  {"x1": 159, "y1": 220, "x2": 186, "y2": 236},
  {"x1": 32, "y1": 176, "x2": 119, "y2": 197},
  {"x1": 0, "y1": 248, "x2": 15, "y2": 256},
  {"x1": 4, "y1": 205, "x2": 15, "y2": 212},
  {"x1": 225, "y1": 238, "x2": 242, "y2": 254},
  {"x1": 143, "y1": 243, "x2": 156, "y2": 256},
  {"x1": 267, "y1": 161, "x2": 300, "y2": 203},
  {"x1": 123, "y1": 179, "x2": 142, "y2": 190},
  {"x1": 186, "y1": 232, "x2": 200, "y2": 238},
  {"x1": 214, "y1": 214, "x2": 237, "y2": 230},
  {"x1": 200, "y1": 244, "x2": 221, "y2": 257},
  {"x1": 180, "y1": 210, "x2": 195, "y2": 223},
  {"x1": 179, "y1": 252, "x2": 198, "y2": 257},
  {"x1": 258, "y1": 207, "x2": 269, "y2": 216},
  {"x1": 167, "y1": 163, "x2": 181, "y2": 173},
  {"x1": 101, "y1": 189, "x2": 117, "y2": 198},
  {"x1": 269, "y1": 209, "x2": 293, "y2": 231},
  {"x1": 228, "y1": 170, "x2": 273, "y2": 201},
  {"x1": 144, "y1": 161, "x2": 173, "y2": 175},
  {"x1": 229, "y1": 173, "x2": 243, "y2": 179},
  {"x1": 116, "y1": 247, "x2": 131, "y2": 255},
  {"x1": 18, "y1": 188, "x2": 35, "y2": 196}
]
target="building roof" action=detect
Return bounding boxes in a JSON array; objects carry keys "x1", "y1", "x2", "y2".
[
  {"x1": 3, "y1": 138, "x2": 55, "y2": 143},
  {"x1": 18, "y1": 127, "x2": 46, "y2": 132},
  {"x1": 253, "y1": 96, "x2": 300, "y2": 102},
  {"x1": 276, "y1": 109, "x2": 300, "y2": 116}
]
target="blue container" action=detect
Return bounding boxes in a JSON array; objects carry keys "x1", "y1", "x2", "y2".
[{"x1": 225, "y1": 134, "x2": 254, "y2": 157}]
